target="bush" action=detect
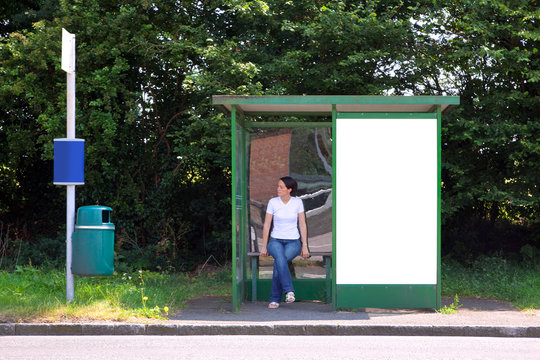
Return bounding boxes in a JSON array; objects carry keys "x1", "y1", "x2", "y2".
[{"x1": 0, "y1": 233, "x2": 65, "y2": 271}]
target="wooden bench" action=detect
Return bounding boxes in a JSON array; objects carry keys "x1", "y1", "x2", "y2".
[{"x1": 246, "y1": 251, "x2": 332, "y2": 303}]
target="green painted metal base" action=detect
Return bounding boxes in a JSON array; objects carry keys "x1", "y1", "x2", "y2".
[
  {"x1": 336, "y1": 284, "x2": 438, "y2": 309},
  {"x1": 245, "y1": 279, "x2": 329, "y2": 302}
]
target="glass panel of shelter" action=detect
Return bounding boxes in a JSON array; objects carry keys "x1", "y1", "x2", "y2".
[
  {"x1": 247, "y1": 126, "x2": 332, "y2": 280},
  {"x1": 234, "y1": 121, "x2": 245, "y2": 304}
]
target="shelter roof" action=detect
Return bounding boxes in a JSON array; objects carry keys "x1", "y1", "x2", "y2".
[{"x1": 212, "y1": 95, "x2": 460, "y2": 115}]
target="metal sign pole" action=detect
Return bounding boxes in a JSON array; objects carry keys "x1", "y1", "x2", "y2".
[{"x1": 62, "y1": 29, "x2": 76, "y2": 302}]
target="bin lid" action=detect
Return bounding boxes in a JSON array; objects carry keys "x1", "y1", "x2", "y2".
[
  {"x1": 76, "y1": 205, "x2": 113, "y2": 226},
  {"x1": 75, "y1": 224, "x2": 115, "y2": 230}
]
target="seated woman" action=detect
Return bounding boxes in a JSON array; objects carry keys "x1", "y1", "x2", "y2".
[{"x1": 260, "y1": 176, "x2": 309, "y2": 309}]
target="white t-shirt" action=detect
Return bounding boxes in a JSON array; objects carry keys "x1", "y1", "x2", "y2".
[{"x1": 266, "y1": 196, "x2": 304, "y2": 239}]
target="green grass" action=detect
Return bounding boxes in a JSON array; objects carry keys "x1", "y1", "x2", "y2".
[
  {"x1": 1, "y1": 256, "x2": 538, "y2": 322},
  {"x1": 441, "y1": 256, "x2": 540, "y2": 310},
  {"x1": 0, "y1": 265, "x2": 231, "y2": 323},
  {"x1": 436, "y1": 294, "x2": 463, "y2": 314}
]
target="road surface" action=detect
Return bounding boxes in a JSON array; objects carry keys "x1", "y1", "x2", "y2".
[{"x1": 1, "y1": 335, "x2": 539, "y2": 360}]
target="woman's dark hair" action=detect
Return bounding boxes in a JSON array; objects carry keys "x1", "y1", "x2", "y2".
[{"x1": 280, "y1": 176, "x2": 298, "y2": 196}]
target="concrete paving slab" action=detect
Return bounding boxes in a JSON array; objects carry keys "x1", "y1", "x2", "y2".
[
  {"x1": 14, "y1": 324, "x2": 49, "y2": 335},
  {"x1": 114, "y1": 324, "x2": 145, "y2": 335},
  {"x1": 146, "y1": 324, "x2": 177, "y2": 335},
  {"x1": 47, "y1": 323, "x2": 82, "y2": 335},
  {"x1": 0, "y1": 324, "x2": 15, "y2": 336},
  {"x1": 81, "y1": 324, "x2": 115, "y2": 335}
]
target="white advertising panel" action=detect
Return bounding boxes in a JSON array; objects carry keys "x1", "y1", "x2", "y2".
[{"x1": 336, "y1": 117, "x2": 437, "y2": 284}]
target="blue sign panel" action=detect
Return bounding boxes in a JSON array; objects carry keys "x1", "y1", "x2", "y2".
[{"x1": 54, "y1": 138, "x2": 85, "y2": 185}]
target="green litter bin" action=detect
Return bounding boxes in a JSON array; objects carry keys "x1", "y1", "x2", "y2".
[{"x1": 72, "y1": 205, "x2": 115, "y2": 275}]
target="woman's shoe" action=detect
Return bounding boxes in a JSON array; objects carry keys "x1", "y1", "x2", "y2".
[
  {"x1": 285, "y1": 292, "x2": 295, "y2": 303},
  {"x1": 268, "y1": 302, "x2": 280, "y2": 309}
]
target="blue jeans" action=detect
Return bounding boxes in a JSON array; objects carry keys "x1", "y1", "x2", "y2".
[{"x1": 267, "y1": 237, "x2": 302, "y2": 303}]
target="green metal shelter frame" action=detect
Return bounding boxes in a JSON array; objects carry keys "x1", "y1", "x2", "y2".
[{"x1": 212, "y1": 95, "x2": 460, "y2": 312}]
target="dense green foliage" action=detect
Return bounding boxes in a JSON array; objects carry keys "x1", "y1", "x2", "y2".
[
  {"x1": 1, "y1": 0, "x2": 538, "y2": 271},
  {"x1": 428, "y1": 1, "x2": 540, "y2": 260}
]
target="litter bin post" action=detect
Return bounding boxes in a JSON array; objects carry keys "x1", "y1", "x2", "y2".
[{"x1": 72, "y1": 205, "x2": 115, "y2": 276}]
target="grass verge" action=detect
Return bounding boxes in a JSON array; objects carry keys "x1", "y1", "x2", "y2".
[
  {"x1": 1, "y1": 256, "x2": 537, "y2": 322},
  {"x1": 0, "y1": 265, "x2": 231, "y2": 323},
  {"x1": 441, "y1": 256, "x2": 540, "y2": 310}
]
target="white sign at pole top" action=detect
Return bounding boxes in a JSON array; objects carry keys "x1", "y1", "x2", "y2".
[{"x1": 61, "y1": 28, "x2": 76, "y2": 73}]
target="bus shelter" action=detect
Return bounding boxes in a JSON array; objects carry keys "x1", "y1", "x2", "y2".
[{"x1": 212, "y1": 95, "x2": 460, "y2": 312}]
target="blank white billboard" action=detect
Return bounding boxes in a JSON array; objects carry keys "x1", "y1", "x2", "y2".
[{"x1": 336, "y1": 117, "x2": 437, "y2": 285}]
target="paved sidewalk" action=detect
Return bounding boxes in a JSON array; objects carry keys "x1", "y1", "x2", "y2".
[{"x1": 1, "y1": 296, "x2": 538, "y2": 337}]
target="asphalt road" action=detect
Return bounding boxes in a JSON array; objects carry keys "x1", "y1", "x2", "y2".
[{"x1": 1, "y1": 335, "x2": 539, "y2": 360}]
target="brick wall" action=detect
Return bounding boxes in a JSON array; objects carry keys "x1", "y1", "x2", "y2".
[{"x1": 249, "y1": 132, "x2": 291, "y2": 202}]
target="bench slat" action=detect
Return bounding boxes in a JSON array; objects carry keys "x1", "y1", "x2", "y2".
[{"x1": 247, "y1": 251, "x2": 331, "y2": 257}]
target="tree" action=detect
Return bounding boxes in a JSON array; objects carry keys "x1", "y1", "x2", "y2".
[
  {"x1": 0, "y1": 0, "x2": 58, "y2": 37},
  {"x1": 0, "y1": 0, "x2": 234, "y2": 269},
  {"x1": 1, "y1": 0, "x2": 538, "y2": 270},
  {"x1": 416, "y1": 0, "x2": 539, "y2": 258}
]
